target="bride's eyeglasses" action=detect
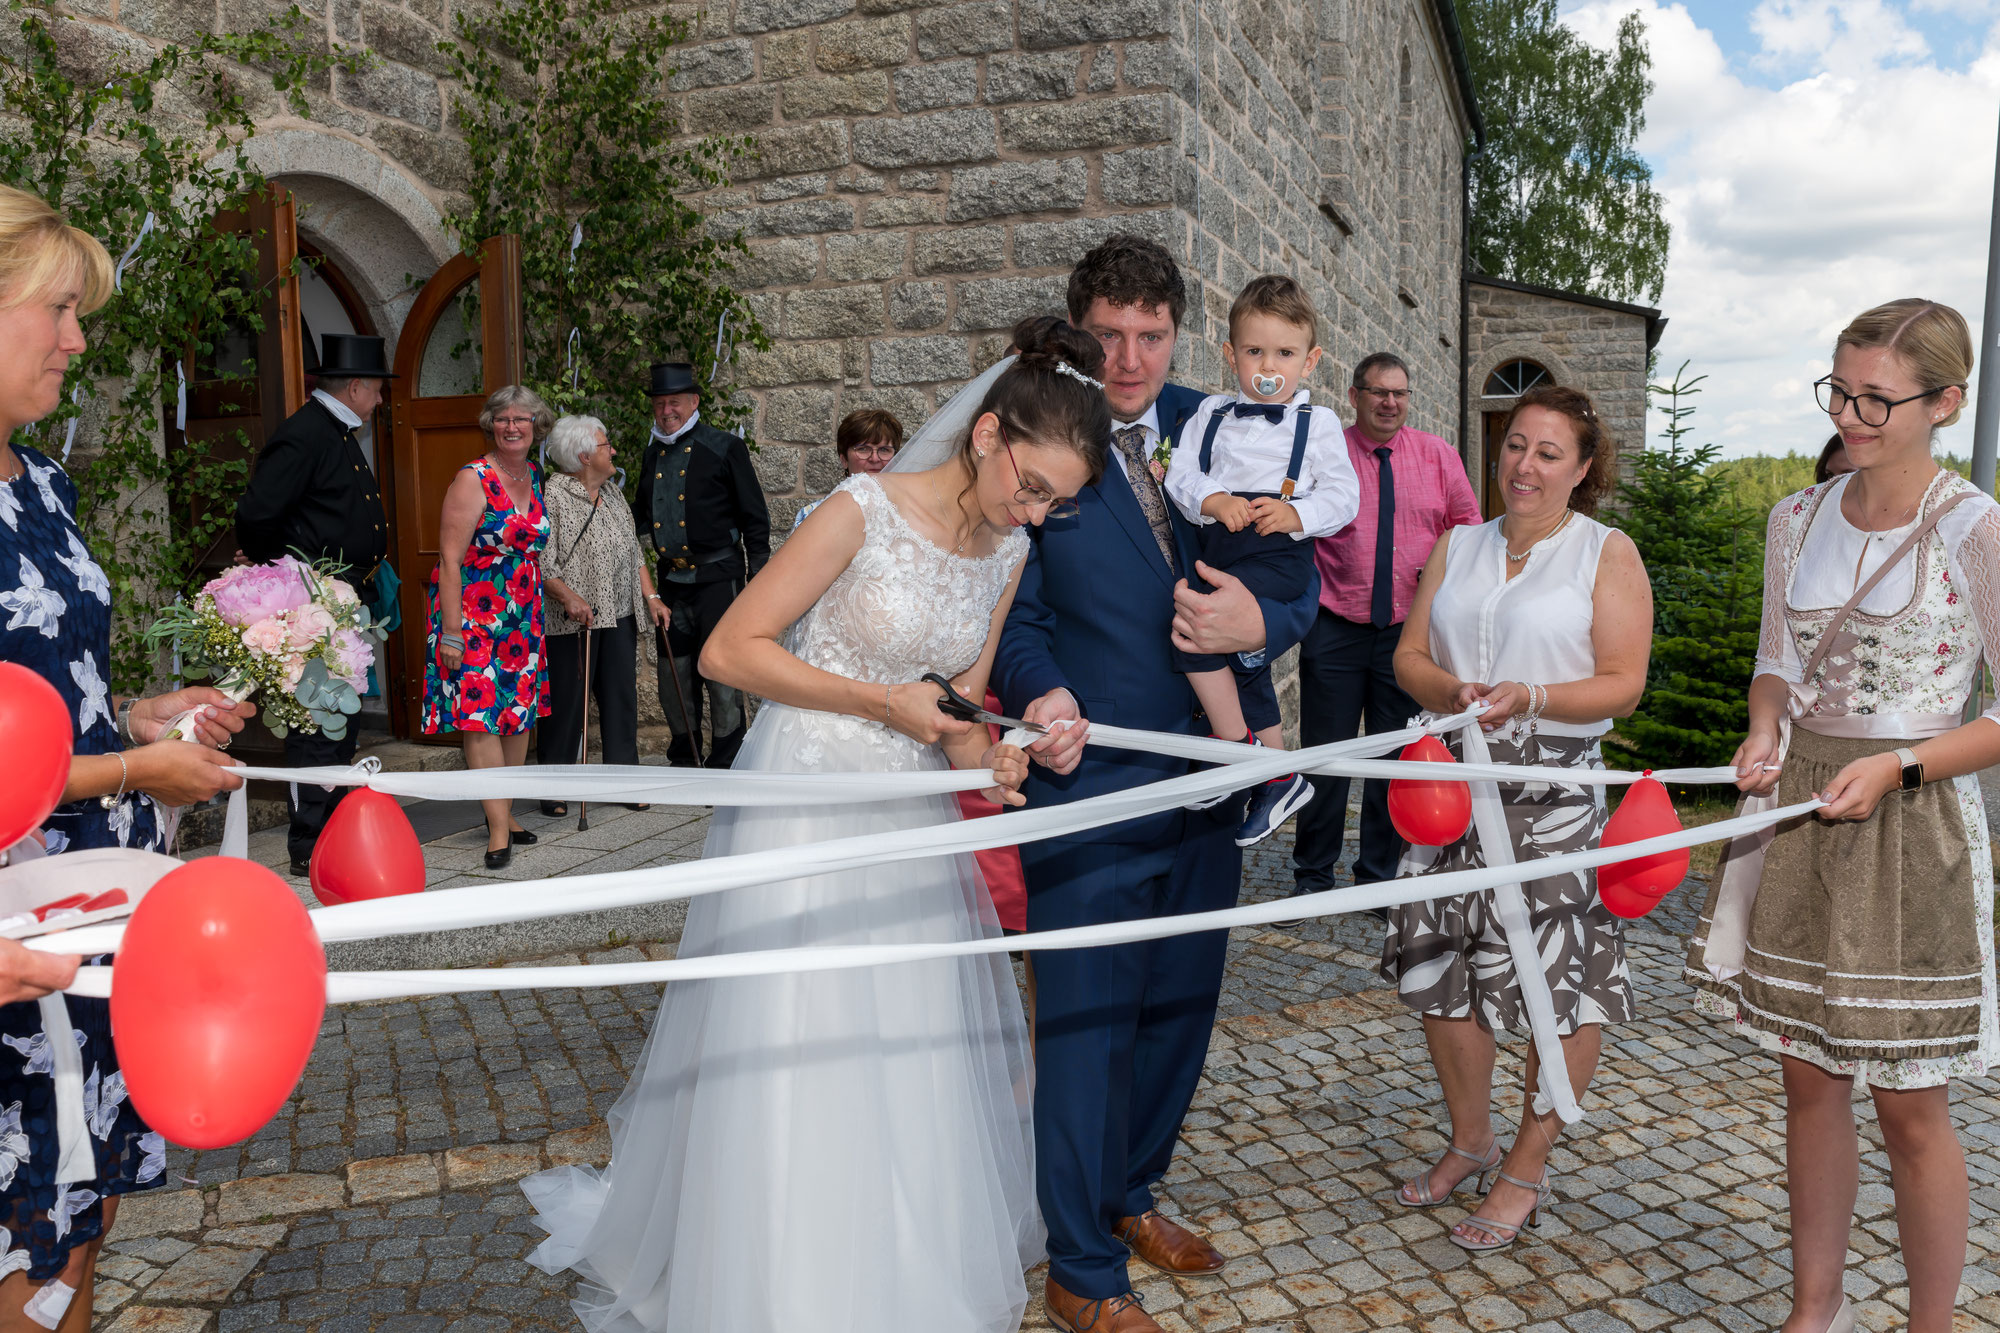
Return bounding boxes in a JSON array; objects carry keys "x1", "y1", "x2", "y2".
[{"x1": 999, "y1": 427, "x2": 1080, "y2": 519}]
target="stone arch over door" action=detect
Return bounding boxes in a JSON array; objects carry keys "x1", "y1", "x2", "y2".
[
  {"x1": 1466, "y1": 343, "x2": 1577, "y2": 516},
  {"x1": 230, "y1": 129, "x2": 456, "y2": 362}
]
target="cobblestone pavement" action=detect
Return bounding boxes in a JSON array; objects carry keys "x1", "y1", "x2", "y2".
[{"x1": 94, "y1": 810, "x2": 2000, "y2": 1333}]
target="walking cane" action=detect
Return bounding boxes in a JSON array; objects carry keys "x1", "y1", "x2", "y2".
[
  {"x1": 656, "y1": 622, "x2": 706, "y2": 768},
  {"x1": 575, "y1": 623, "x2": 592, "y2": 832}
]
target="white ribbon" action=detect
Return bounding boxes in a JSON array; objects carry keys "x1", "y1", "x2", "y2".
[
  {"x1": 1457, "y1": 724, "x2": 1581, "y2": 1123},
  {"x1": 112, "y1": 212, "x2": 154, "y2": 293},
  {"x1": 173, "y1": 360, "x2": 186, "y2": 433},
  {"x1": 60, "y1": 384, "x2": 84, "y2": 462},
  {"x1": 58, "y1": 796, "x2": 1822, "y2": 1004},
  {"x1": 36, "y1": 995, "x2": 94, "y2": 1184}
]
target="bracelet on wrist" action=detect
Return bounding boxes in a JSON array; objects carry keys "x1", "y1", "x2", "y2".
[{"x1": 98, "y1": 750, "x2": 129, "y2": 812}]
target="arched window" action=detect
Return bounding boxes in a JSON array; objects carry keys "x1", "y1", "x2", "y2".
[{"x1": 1483, "y1": 359, "x2": 1551, "y2": 397}]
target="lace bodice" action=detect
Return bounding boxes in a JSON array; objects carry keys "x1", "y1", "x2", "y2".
[
  {"x1": 770, "y1": 473, "x2": 1025, "y2": 768},
  {"x1": 1755, "y1": 471, "x2": 2000, "y2": 729}
]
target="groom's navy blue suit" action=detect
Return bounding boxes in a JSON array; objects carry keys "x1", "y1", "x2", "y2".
[{"x1": 993, "y1": 382, "x2": 1320, "y2": 1299}]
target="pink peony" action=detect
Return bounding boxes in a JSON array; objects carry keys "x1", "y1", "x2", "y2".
[
  {"x1": 331, "y1": 628, "x2": 373, "y2": 685},
  {"x1": 285, "y1": 605, "x2": 337, "y2": 650},
  {"x1": 240, "y1": 617, "x2": 290, "y2": 657},
  {"x1": 205, "y1": 558, "x2": 312, "y2": 628}
]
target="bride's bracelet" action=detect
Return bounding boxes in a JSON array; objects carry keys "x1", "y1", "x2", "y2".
[{"x1": 884, "y1": 684, "x2": 893, "y2": 727}]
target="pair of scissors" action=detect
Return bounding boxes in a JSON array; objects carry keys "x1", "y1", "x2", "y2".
[{"x1": 920, "y1": 673, "x2": 1048, "y2": 735}]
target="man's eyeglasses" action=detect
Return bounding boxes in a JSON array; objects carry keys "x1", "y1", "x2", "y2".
[
  {"x1": 1814, "y1": 378, "x2": 1941, "y2": 429},
  {"x1": 1356, "y1": 387, "x2": 1412, "y2": 404},
  {"x1": 1000, "y1": 427, "x2": 1079, "y2": 519}
]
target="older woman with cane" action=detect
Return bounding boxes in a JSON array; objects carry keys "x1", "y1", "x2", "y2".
[{"x1": 538, "y1": 415, "x2": 668, "y2": 815}]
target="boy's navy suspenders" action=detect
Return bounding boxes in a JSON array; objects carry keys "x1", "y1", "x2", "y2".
[{"x1": 1198, "y1": 401, "x2": 1312, "y2": 499}]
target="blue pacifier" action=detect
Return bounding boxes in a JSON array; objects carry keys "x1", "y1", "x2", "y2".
[{"x1": 1251, "y1": 372, "x2": 1285, "y2": 397}]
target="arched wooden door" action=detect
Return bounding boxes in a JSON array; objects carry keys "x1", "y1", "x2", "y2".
[{"x1": 388, "y1": 235, "x2": 523, "y2": 739}]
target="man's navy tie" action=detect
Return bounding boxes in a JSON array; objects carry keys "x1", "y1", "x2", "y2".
[
  {"x1": 1370, "y1": 446, "x2": 1395, "y2": 629},
  {"x1": 1230, "y1": 402, "x2": 1286, "y2": 424}
]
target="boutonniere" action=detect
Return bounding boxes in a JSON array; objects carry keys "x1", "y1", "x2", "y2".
[{"x1": 1147, "y1": 435, "x2": 1172, "y2": 485}]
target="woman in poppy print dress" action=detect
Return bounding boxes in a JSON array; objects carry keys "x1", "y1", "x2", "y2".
[{"x1": 424, "y1": 386, "x2": 554, "y2": 869}]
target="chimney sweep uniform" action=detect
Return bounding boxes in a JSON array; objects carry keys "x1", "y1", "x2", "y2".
[
  {"x1": 233, "y1": 332, "x2": 394, "y2": 869},
  {"x1": 634, "y1": 361, "x2": 770, "y2": 769}
]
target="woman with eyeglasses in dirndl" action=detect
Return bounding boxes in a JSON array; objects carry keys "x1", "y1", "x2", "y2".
[{"x1": 1688, "y1": 299, "x2": 2000, "y2": 1333}]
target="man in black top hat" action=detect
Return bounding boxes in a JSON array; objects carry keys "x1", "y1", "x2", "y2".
[
  {"x1": 634, "y1": 361, "x2": 770, "y2": 769},
  {"x1": 235, "y1": 332, "x2": 394, "y2": 874}
]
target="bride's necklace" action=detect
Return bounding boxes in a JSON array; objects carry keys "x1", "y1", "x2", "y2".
[{"x1": 1504, "y1": 508, "x2": 1572, "y2": 562}]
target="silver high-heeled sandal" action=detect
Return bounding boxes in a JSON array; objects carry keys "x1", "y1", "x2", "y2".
[
  {"x1": 1397, "y1": 1141, "x2": 1503, "y2": 1207},
  {"x1": 1449, "y1": 1169, "x2": 1553, "y2": 1251}
]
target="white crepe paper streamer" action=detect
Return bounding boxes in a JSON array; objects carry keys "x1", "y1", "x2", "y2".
[
  {"x1": 46, "y1": 711, "x2": 1485, "y2": 958},
  {"x1": 568, "y1": 222, "x2": 583, "y2": 270},
  {"x1": 174, "y1": 360, "x2": 186, "y2": 432},
  {"x1": 36, "y1": 994, "x2": 95, "y2": 1184},
  {"x1": 1457, "y1": 722, "x2": 1581, "y2": 1124},
  {"x1": 112, "y1": 212, "x2": 154, "y2": 293},
  {"x1": 60, "y1": 795, "x2": 1821, "y2": 1005},
  {"x1": 61, "y1": 384, "x2": 84, "y2": 462}
]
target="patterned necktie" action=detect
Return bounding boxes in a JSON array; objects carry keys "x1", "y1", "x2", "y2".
[
  {"x1": 1112, "y1": 425, "x2": 1176, "y2": 571},
  {"x1": 1371, "y1": 446, "x2": 1396, "y2": 628}
]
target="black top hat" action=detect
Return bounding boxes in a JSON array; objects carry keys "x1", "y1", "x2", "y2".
[
  {"x1": 648, "y1": 362, "x2": 699, "y2": 398},
  {"x1": 317, "y1": 333, "x2": 396, "y2": 379}
]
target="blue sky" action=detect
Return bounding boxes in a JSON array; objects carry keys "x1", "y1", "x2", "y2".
[{"x1": 1556, "y1": 1, "x2": 2000, "y2": 460}]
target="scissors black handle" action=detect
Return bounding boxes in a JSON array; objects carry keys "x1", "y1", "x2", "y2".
[{"x1": 921, "y1": 672, "x2": 984, "y2": 724}]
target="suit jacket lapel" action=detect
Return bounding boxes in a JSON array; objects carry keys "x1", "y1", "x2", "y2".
[{"x1": 1093, "y1": 459, "x2": 1177, "y2": 588}]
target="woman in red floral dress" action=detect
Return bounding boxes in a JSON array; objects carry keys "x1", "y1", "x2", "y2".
[{"x1": 425, "y1": 386, "x2": 554, "y2": 868}]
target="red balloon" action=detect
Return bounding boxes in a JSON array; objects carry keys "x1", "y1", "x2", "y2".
[
  {"x1": 0, "y1": 662, "x2": 73, "y2": 852},
  {"x1": 111, "y1": 857, "x2": 326, "y2": 1149},
  {"x1": 309, "y1": 789, "x2": 426, "y2": 906},
  {"x1": 1387, "y1": 734, "x2": 1473, "y2": 846},
  {"x1": 1598, "y1": 776, "x2": 1690, "y2": 919}
]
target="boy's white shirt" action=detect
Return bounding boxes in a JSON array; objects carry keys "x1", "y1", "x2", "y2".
[{"x1": 1162, "y1": 389, "x2": 1361, "y2": 540}]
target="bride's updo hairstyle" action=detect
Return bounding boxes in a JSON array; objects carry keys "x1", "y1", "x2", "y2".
[{"x1": 962, "y1": 315, "x2": 1111, "y2": 486}]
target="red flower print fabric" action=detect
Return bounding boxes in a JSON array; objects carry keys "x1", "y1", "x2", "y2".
[{"x1": 423, "y1": 460, "x2": 551, "y2": 735}]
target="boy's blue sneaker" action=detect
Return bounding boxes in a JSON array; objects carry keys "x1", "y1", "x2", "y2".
[{"x1": 1236, "y1": 772, "x2": 1314, "y2": 847}]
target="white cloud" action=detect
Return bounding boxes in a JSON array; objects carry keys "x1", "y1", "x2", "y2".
[{"x1": 1560, "y1": 1, "x2": 2000, "y2": 458}]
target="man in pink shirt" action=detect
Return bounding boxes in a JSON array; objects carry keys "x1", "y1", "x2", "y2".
[{"x1": 1286, "y1": 352, "x2": 1481, "y2": 910}]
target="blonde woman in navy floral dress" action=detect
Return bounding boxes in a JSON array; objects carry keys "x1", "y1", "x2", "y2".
[
  {"x1": 423, "y1": 386, "x2": 553, "y2": 868},
  {"x1": 0, "y1": 185, "x2": 253, "y2": 1327}
]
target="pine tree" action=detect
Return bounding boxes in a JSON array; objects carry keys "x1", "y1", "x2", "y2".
[{"x1": 1606, "y1": 365, "x2": 1762, "y2": 772}]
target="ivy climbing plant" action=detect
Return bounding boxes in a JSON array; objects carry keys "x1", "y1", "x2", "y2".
[
  {"x1": 439, "y1": 0, "x2": 768, "y2": 472},
  {"x1": 0, "y1": 0, "x2": 354, "y2": 689}
]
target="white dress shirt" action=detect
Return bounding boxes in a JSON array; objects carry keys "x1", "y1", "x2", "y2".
[
  {"x1": 312, "y1": 388, "x2": 364, "y2": 430},
  {"x1": 1163, "y1": 391, "x2": 1360, "y2": 540},
  {"x1": 650, "y1": 410, "x2": 702, "y2": 448}
]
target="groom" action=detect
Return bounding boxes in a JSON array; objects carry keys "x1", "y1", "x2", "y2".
[{"x1": 993, "y1": 236, "x2": 1320, "y2": 1331}]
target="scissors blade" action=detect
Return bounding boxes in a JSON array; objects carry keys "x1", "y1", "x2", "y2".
[{"x1": 973, "y1": 708, "x2": 1047, "y2": 735}]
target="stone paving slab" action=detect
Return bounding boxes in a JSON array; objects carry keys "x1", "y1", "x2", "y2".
[{"x1": 98, "y1": 817, "x2": 2000, "y2": 1331}]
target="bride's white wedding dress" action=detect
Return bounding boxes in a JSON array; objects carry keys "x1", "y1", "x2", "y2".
[{"x1": 522, "y1": 472, "x2": 1042, "y2": 1332}]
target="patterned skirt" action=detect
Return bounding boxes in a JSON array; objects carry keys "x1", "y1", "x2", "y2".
[
  {"x1": 1381, "y1": 733, "x2": 1633, "y2": 1034},
  {"x1": 1687, "y1": 729, "x2": 2000, "y2": 1088}
]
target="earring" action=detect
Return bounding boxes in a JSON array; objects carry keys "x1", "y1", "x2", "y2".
[{"x1": 975, "y1": 448, "x2": 985, "y2": 458}]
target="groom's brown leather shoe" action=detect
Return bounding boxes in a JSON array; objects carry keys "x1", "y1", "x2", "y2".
[
  {"x1": 1043, "y1": 1277, "x2": 1163, "y2": 1332},
  {"x1": 1113, "y1": 1209, "x2": 1227, "y2": 1274}
]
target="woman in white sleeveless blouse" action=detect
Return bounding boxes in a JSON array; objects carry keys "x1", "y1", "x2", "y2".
[
  {"x1": 1689, "y1": 301, "x2": 2000, "y2": 1333},
  {"x1": 521, "y1": 322, "x2": 1111, "y2": 1332},
  {"x1": 1386, "y1": 385, "x2": 1653, "y2": 1251}
]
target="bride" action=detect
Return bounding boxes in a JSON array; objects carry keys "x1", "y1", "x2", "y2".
[{"x1": 522, "y1": 318, "x2": 1112, "y2": 1331}]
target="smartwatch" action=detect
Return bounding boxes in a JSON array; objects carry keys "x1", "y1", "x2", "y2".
[{"x1": 1893, "y1": 747, "x2": 1924, "y2": 792}]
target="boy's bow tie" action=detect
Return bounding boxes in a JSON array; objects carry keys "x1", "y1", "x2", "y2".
[{"x1": 1230, "y1": 402, "x2": 1286, "y2": 423}]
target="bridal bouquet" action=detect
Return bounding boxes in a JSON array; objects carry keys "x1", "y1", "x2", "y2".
[{"x1": 146, "y1": 556, "x2": 384, "y2": 740}]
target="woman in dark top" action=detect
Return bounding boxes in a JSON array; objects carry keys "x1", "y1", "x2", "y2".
[{"x1": 0, "y1": 184, "x2": 251, "y2": 1328}]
